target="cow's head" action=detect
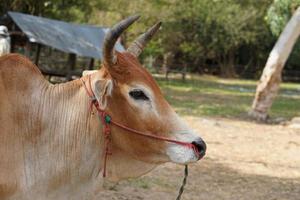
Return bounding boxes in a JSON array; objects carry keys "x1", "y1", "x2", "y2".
[{"x1": 85, "y1": 16, "x2": 206, "y2": 181}]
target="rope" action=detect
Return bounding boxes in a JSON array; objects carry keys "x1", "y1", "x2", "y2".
[
  {"x1": 176, "y1": 165, "x2": 188, "y2": 200},
  {"x1": 111, "y1": 120, "x2": 198, "y2": 152},
  {"x1": 81, "y1": 75, "x2": 193, "y2": 198}
]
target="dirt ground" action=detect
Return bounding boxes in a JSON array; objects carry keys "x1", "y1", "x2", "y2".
[{"x1": 99, "y1": 116, "x2": 300, "y2": 200}]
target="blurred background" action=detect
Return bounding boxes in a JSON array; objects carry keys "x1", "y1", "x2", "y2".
[
  {"x1": 1, "y1": 0, "x2": 300, "y2": 80},
  {"x1": 0, "y1": 0, "x2": 300, "y2": 199}
]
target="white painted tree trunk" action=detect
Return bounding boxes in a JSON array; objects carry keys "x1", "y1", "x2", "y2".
[{"x1": 249, "y1": 7, "x2": 300, "y2": 121}]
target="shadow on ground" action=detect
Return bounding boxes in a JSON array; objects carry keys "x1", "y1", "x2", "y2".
[{"x1": 98, "y1": 158, "x2": 300, "y2": 200}]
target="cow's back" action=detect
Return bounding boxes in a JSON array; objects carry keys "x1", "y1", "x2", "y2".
[{"x1": 0, "y1": 54, "x2": 48, "y2": 198}]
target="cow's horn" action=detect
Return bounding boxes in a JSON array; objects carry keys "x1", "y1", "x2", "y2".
[
  {"x1": 103, "y1": 15, "x2": 140, "y2": 67},
  {"x1": 127, "y1": 22, "x2": 162, "y2": 57}
]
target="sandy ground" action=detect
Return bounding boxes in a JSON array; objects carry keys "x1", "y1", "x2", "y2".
[{"x1": 98, "y1": 116, "x2": 300, "y2": 200}]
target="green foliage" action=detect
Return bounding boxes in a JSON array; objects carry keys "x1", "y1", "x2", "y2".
[
  {"x1": 267, "y1": 0, "x2": 300, "y2": 36},
  {"x1": 153, "y1": 0, "x2": 273, "y2": 77},
  {"x1": 266, "y1": 0, "x2": 300, "y2": 69},
  {"x1": 1, "y1": 0, "x2": 94, "y2": 22}
]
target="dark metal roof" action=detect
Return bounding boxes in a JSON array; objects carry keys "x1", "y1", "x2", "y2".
[{"x1": 8, "y1": 11, "x2": 124, "y2": 59}]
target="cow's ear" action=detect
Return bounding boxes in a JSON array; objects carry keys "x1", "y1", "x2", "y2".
[
  {"x1": 94, "y1": 78, "x2": 113, "y2": 109},
  {"x1": 82, "y1": 70, "x2": 98, "y2": 76}
]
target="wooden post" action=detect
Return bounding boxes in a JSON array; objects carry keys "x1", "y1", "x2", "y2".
[
  {"x1": 10, "y1": 24, "x2": 16, "y2": 53},
  {"x1": 163, "y1": 52, "x2": 172, "y2": 80},
  {"x1": 24, "y1": 41, "x2": 31, "y2": 58},
  {"x1": 35, "y1": 44, "x2": 41, "y2": 66},
  {"x1": 182, "y1": 63, "x2": 187, "y2": 82},
  {"x1": 67, "y1": 53, "x2": 76, "y2": 80},
  {"x1": 89, "y1": 58, "x2": 94, "y2": 70}
]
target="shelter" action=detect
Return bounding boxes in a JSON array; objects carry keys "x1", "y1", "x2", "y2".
[{"x1": 2, "y1": 12, "x2": 124, "y2": 80}]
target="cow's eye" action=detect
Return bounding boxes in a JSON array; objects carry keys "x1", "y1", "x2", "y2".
[{"x1": 129, "y1": 89, "x2": 149, "y2": 101}]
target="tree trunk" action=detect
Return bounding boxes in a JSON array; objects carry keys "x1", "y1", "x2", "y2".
[
  {"x1": 249, "y1": 7, "x2": 300, "y2": 121},
  {"x1": 219, "y1": 50, "x2": 237, "y2": 78},
  {"x1": 163, "y1": 52, "x2": 173, "y2": 80}
]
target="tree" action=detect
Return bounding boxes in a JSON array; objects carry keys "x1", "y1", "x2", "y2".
[
  {"x1": 147, "y1": 0, "x2": 272, "y2": 77},
  {"x1": 0, "y1": 0, "x2": 93, "y2": 22},
  {"x1": 249, "y1": 6, "x2": 300, "y2": 121}
]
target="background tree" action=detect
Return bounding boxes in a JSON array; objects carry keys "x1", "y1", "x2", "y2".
[{"x1": 250, "y1": 5, "x2": 300, "y2": 121}]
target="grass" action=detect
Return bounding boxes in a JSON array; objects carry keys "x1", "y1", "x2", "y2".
[{"x1": 156, "y1": 74, "x2": 300, "y2": 120}]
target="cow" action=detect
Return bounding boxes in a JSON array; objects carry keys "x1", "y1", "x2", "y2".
[
  {"x1": 0, "y1": 26, "x2": 10, "y2": 56},
  {"x1": 0, "y1": 16, "x2": 206, "y2": 200}
]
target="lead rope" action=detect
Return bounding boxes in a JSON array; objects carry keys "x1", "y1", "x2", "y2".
[
  {"x1": 176, "y1": 165, "x2": 188, "y2": 200},
  {"x1": 81, "y1": 76, "x2": 195, "y2": 199}
]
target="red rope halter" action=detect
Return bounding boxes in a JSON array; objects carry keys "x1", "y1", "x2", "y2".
[{"x1": 80, "y1": 75, "x2": 199, "y2": 177}]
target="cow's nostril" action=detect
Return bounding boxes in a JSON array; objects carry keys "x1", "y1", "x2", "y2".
[{"x1": 192, "y1": 139, "x2": 206, "y2": 160}]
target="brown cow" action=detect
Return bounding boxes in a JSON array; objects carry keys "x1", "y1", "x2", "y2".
[{"x1": 0, "y1": 16, "x2": 206, "y2": 199}]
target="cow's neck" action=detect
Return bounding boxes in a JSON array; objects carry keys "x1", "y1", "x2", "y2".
[
  {"x1": 27, "y1": 79, "x2": 105, "y2": 191},
  {"x1": 22, "y1": 75, "x2": 158, "y2": 195}
]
